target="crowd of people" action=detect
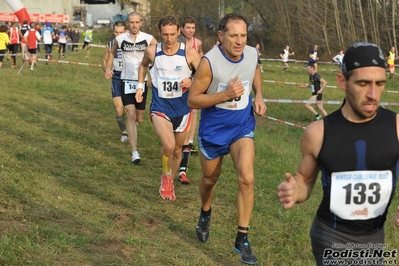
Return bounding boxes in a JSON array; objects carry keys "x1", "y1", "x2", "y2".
[{"x1": 0, "y1": 20, "x2": 93, "y2": 69}]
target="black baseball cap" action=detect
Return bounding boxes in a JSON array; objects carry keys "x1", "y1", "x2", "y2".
[{"x1": 342, "y1": 42, "x2": 386, "y2": 73}]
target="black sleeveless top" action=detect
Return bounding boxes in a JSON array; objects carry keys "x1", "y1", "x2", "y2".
[{"x1": 317, "y1": 107, "x2": 399, "y2": 234}]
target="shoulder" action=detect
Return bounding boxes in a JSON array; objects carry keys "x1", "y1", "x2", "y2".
[
  {"x1": 140, "y1": 31, "x2": 154, "y2": 40},
  {"x1": 145, "y1": 43, "x2": 157, "y2": 54},
  {"x1": 301, "y1": 120, "x2": 324, "y2": 156},
  {"x1": 195, "y1": 37, "x2": 202, "y2": 45},
  {"x1": 186, "y1": 46, "x2": 200, "y2": 59}
]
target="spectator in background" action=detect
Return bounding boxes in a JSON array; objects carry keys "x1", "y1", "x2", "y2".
[
  {"x1": 309, "y1": 44, "x2": 319, "y2": 72},
  {"x1": 70, "y1": 25, "x2": 80, "y2": 52},
  {"x1": 20, "y1": 20, "x2": 30, "y2": 62},
  {"x1": 58, "y1": 25, "x2": 68, "y2": 59},
  {"x1": 0, "y1": 25, "x2": 10, "y2": 68},
  {"x1": 75, "y1": 9, "x2": 82, "y2": 22},
  {"x1": 53, "y1": 25, "x2": 59, "y2": 44},
  {"x1": 386, "y1": 46, "x2": 399, "y2": 79},
  {"x1": 7, "y1": 22, "x2": 21, "y2": 68},
  {"x1": 82, "y1": 26, "x2": 93, "y2": 57},
  {"x1": 255, "y1": 43, "x2": 264, "y2": 73},
  {"x1": 66, "y1": 26, "x2": 72, "y2": 52},
  {"x1": 332, "y1": 49, "x2": 344, "y2": 73},
  {"x1": 24, "y1": 23, "x2": 41, "y2": 70},
  {"x1": 41, "y1": 22, "x2": 55, "y2": 64},
  {"x1": 35, "y1": 23, "x2": 41, "y2": 53}
]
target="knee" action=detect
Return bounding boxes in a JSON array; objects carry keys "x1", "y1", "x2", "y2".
[
  {"x1": 127, "y1": 112, "x2": 137, "y2": 121},
  {"x1": 237, "y1": 174, "x2": 255, "y2": 188},
  {"x1": 201, "y1": 173, "x2": 219, "y2": 188},
  {"x1": 163, "y1": 143, "x2": 175, "y2": 155}
]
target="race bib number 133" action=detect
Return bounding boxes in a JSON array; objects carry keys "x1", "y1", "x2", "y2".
[{"x1": 330, "y1": 170, "x2": 392, "y2": 220}]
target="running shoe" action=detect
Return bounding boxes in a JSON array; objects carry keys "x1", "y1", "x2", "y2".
[
  {"x1": 234, "y1": 237, "x2": 258, "y2": 265},
  {"x1": 196, "y1": 211, "x2": 211, "y2": 243},
  {"x1": 120, "y1": 133, "x2": 129, "y2": 142},
  {"x1": 315, "y1": 114, "x2": 322, "y2": 121},
  {"x1": 131, "y1": 151, "x2": 141, "y2": 164},
  {"x1": 178, "y1": 172, "x2": 190, "y2": 184},
  {"x1": 159, "y1": 173, "x2": 176, "y2": 200}
]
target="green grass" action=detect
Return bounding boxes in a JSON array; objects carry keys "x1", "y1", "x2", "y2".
[{"x1": 1, "y1": 31, "x2": 399, "y2": 265}]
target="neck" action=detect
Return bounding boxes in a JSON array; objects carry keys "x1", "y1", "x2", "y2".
[
  {"x1": 129, "y1": 30, "x2": 139, "y2": 40},
  {"x1": 163, "y1": 42, "x2": 180, "y2": 55}
]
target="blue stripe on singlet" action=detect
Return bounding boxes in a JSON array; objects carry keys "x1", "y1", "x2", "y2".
[{"x1": 355, "y1": 140, "x2": 367, "y2": 170}]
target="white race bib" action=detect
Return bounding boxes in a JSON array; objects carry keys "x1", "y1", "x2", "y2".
[
  {"x1": 310, "y1": 84, "x2": 315, "y2": 93},
  {"x1": 124, "y1": 80, "x2": 138, "y2": 94},
  {"x1": 216, "y1": 80, "x2": 250, "y2": 110},
  {"x1": 113, "y1": 55, "x2": 123, "y2": 72},
  {"x1": 157, "y1": 76, "x2": 182, "y2": 99},
  {"x1": 330, "y1": 170, "x2": 392, "y2": 220}
]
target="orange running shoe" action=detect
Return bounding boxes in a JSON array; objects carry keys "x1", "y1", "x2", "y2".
[
  {"x1": 178, "y1": 172, "x2": 190, "y2": 185},
  {"x1": 159, "y1": 174, "x2": 176, "y2": 200}
]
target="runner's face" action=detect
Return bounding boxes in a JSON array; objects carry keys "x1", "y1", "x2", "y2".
[
  {"x1": 218, "y1": 19, "x2": 247, "y2": 61},
  {"x1": 339, "y1": 67, "x2": 386, "y2": 121},
  {"x1": 128, "y1": 15, "x2": 142, "y2": 35},
  {"x1": 160, "y1": 24, "x2": 179, "y2": 49},
  {"x1": 182, "y1": 23, "x2": 195, "y2": 39},
  {"x1": 113, "y1": 25, "x2": 125, "y2": 37}
]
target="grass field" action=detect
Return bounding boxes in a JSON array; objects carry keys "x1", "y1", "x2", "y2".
[{"x1": 1, "y1": 30, "x2": 399, "y2": 265}]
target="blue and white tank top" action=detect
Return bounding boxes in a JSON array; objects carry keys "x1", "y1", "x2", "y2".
[{"x1": 149, "y1": 42, "x2": 192, "y2": 118}]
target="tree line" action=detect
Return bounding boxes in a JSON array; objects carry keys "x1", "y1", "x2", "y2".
[{"x1": 134, "y1": 0, "x2": 399, "y2": 60}]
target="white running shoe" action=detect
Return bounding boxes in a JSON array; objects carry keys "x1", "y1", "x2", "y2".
[
  {"x1": 120, "y1": 133, "x2": 129, "y2": 142},
  {"x1": 131, "y1": 151, "x2": 141, "y2": 164}
]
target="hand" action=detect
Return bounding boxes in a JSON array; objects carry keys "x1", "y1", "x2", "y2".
[
  {"x1": 394, "y1": 206, "x2": 399, "y2": 227},
  {"x1": 277, "y1": 173, "x2": 298, "y2": 209},
  {"x1": 135, "y1": 88, "x2": 143, "y2": 103},
  {"x1": 225, "y1": 76, "x2": 244, "y2": 101},
  {"x1": 300, "y1": 84, "x2": 307, "y2": 88},
  {"x1": 104, "y1": 70, "x2": 113, "y2": 79},
  {"x1": 179, "y1": 77, "x2": 192, "y2": 88},
  {"x1": 253, "y1": 96, "x2": 266, "y2": 116}
]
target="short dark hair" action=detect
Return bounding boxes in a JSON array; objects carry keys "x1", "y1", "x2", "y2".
[
  {"x1": 218, "y1": 13, "x2": 248, "y2": 33},
  {"x1": 181, "y1": 16, "x2": 196, "y2": 28},
  {"x1": 158, "y1": 15, "x2": 180, "y2": 31},
  {"x1": 113, "y1": 21, "x2": 125, "y2": 29}
]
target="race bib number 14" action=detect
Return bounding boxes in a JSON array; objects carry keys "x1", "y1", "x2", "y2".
[{"x1": 124, "y1": 80, "x2": 138, "y2": 94}]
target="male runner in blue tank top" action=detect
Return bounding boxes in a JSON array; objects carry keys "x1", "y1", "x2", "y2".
[
  {"x1": 278, "y1": 42, "x2": 399, "y2": 266},
  {"x1": 188, "y1": 13, "x2": 267, "y2": 265},
  {"x1": 135, "y1": 16, "x2": 201, "y2": 201},
  {"x1": 102, "y1": 21, "x2": 128, "y2": 143}
]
